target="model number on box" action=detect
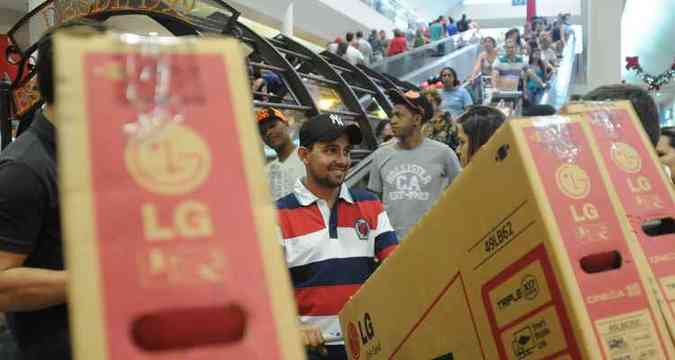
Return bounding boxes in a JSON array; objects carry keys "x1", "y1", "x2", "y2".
[{"x1": 485, "y1": 221, "x2": 514, "y2": 254}]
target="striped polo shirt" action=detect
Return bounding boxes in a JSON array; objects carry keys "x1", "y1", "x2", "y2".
[{"x1": 277, "y1": 180, "x2": 398, "y2": 345}]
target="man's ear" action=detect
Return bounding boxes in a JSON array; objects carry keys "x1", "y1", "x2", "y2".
[{"x1": 298, "y1": 146, "x2": 310, "y2": 165}]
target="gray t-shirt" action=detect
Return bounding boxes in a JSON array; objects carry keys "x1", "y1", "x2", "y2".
[
  {"x1": 266, "y1": 150, "x2": 306, "y2": 201},
  {"x1": 368, "y1": 138, "x2": 461, "y2": 239}
]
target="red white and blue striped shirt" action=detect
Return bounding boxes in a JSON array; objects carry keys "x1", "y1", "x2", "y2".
[{"x1": 277, "y1": 180, "x2": 398, "y2": 344}]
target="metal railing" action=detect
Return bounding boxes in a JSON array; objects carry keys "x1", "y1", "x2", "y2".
[
  {"x1": 370, "y1": 29, "x2": 480, "y2": 79},
  {"x1": 541, "y1": 31, "x2": 578, "y2": 109}
]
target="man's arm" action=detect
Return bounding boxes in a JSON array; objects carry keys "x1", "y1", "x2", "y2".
[
  {"x1": 0, "y1": 252, "x2": 67, "y2": 312},
  {"x1": 367, "y1": 195, "x2": 398, "y2": 261},
  {"x1": 492, "y1": 67, "x2": 502, "y2": 90},
  {"x1": 0, "y1": 162, "x2": 67, "y2": 312},
  {"x1": 463, "y1": 87, "x2": 474, "y2": 108}
]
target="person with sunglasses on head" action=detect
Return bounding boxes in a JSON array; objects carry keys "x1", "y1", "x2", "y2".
[
  {"x1": 368, "y1": 90, "x2": 462, "y2": 240},
  {"x1": 467, "y1": 36, "x2": 498, "y2": 84},
  {"x1": 421, "y1": 89, "x2": 457, "y2": 149},
  {"x1": 256, "y1": 107, "x2": 306, "y2": 200}
]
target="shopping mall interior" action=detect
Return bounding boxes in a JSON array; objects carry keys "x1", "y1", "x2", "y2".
[{"x1": 0, "y1": 0, "x2": 674, "y2": 359}]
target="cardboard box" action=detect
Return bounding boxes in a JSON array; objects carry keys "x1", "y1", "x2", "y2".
[
  {"x1": 55, "y1": 32, "x2": 305, "y2": 359},
  {"x1": 562, "y1": 101, "x2": 675, "y2": 342},
  {"x1": 340, "y1": 115, "x2": 674, "y2": 359}
]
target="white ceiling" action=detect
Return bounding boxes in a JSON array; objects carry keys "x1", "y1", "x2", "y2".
[{"x1": 403, "y1": 0, "x2": 463, "y2": 21}]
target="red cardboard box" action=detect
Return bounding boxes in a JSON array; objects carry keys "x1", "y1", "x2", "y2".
[
  {"x1": 563, "y1": 101, "x2": 675, "y2": 344},
  {"x1": 54, "y1": 32, "x2": 305, "y2": 359}
]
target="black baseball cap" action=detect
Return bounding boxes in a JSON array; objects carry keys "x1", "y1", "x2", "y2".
[
  {"x1": 299, "y1": 113, "x2": 363, "y2": 147},
  {"x1": 387, "y1": 89, "x2": 434, "y2": 122}
]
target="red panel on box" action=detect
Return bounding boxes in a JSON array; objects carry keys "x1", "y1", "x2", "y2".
[
  {"x1": 482, "y1": 244, "x2": 581, "y2": 359},
  {"x1": 584, "y1": 109, "x2": 675, "y2": 320},
  {"x1": 524, "y1": 122, "x2": 668, "y2": 359},
  {"x1": 84, "y1": 53, "x2": 282, "y2": 359}
]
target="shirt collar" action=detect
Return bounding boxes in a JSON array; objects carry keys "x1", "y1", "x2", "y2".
[
  {"x1": 293, "y1": 178, "x2": 354, "y2": 206},
  {"x1": 30, "y1": 109, "x2": 56, "y2": 150}
]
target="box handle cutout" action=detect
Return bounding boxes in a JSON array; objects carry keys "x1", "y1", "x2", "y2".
[
  {"x1": 580, "y1": 251, "x2": 622, "y2": 274},
  {"x1": 132, "y1": 304, "x2": 247, "y2": 351},
  {"x1": 642, "y1": 217, "x2": 675, "y2": 237}
]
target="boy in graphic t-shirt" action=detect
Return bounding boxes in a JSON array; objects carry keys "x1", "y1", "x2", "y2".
[{"x1": 368, "y1": 90, "x2": 462, "y2": 239}]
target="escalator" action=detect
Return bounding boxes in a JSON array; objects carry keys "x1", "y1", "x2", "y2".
[
  {"x1": 370, "y1": 30, "x2": 482, "y2": 86},
  {"x1": 346, "y1": 27, "x2": 582, "y2": 188}
]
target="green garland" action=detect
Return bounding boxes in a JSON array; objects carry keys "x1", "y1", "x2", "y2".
[{"x1": 625, "y1": 56, "x2": 675, "y2": 91}]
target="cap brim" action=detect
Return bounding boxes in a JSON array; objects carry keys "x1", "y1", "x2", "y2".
[
  {"x1": 386, "y1": 89, "x2": 433, "y2": 122},
  {"x1": 386, "y1": 89, "x2": 415, "y2": 110}
]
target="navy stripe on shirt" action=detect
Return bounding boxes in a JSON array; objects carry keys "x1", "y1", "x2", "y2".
[
  {"x1": 277, "y1": 193, "x2": 301, "y2": 210},
  {"x1": 375, "y1": 231, "x2": 398, "y2": 255},
  {"x1": 290, "y1": 257, "x2": 376, "y2": 289}
]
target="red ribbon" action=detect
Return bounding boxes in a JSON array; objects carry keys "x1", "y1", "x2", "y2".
[{"x1": 625, "y1": 56, "x2": 640, "y2": 70}]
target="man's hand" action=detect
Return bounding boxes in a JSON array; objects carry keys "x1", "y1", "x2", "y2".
[{"x1": 299, "y1": 325, "x2": 325, "y2": 348}]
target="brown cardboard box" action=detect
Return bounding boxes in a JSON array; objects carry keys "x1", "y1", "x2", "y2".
[
  {"x1": 340, "y1": 115, "x2": 674, "y2": 359},
  {"x1": 562, "y1": 101, "x2": 675, "y2": 343},
  {"x1": 54, "y1": 32, "x2": 305, "y2": 359}
]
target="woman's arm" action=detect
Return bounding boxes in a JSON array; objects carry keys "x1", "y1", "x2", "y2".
[{"x1": 468, "y1": 52, "x2": 486, "y2": 81}]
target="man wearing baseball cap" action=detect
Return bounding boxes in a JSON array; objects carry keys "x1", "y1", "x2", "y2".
[
  {"x1": 368, "y1": 89, "x2": 462, "y2": 239},
  {"x1": 276, "y1": 113, "x2": 398, "y2": 359},
  {"x1": 256, "y1": 107, "x2": 306, "y2": 200}
]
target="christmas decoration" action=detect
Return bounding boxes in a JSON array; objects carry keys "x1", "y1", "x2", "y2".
[{"x1": 624, "y1": 56, "x2": 675, "y2": 91}]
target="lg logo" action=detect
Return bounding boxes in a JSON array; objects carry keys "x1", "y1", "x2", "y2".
[
  {"x1": 348, "y1": 313, "x2": 376, "y2": 360},
  {"x1": 358, "y1": 313, "x2": 376, "y2": 345}
]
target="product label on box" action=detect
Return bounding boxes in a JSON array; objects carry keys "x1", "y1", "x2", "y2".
[
  {"x1": 482, "y1": 245, "x2": 581, "y2": 359},
  {"x1": 524, "y1": 122, "x2": 668, "y2": 359},
  {"x1": 84, "y1": 53, "x2": 281, "y2": 358},
  {"x1": 595, "y1": 310, "x2": 664, "y2": 360},
  {"x1": 488, "y1": 259, "x2": 553, "y2": 327},
  {"x1": 583, "y1": 109, "x2": 675, "y2": 321},
  {"x1": 499, "y1": 306, "x2": 568, "y2": 360}
]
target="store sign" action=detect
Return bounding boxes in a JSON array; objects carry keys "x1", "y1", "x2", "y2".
[{"x1": 512, "y1": 0, "x2": 526, "y2": 6}]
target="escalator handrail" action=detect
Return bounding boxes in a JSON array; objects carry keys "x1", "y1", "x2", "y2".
[
  {"x1": 345, "y1": 149, "x2": 377, "y2": 188},
  {"x1": 541, "y1": 30, "x2": 578, "y2": 109}
]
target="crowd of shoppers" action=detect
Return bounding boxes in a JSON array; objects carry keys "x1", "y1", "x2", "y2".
[
  {"x1": 329, "y1": 12, "x2": 477, "y2": 65},
  {"x1": 3, "y1": 9, "x2": 675, "y2": 360}
]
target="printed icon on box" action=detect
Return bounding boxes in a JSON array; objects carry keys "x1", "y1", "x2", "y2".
[
  {"x1": 556, "y1": 163, "x2": 591, "y2": 199},
  {"x1": 512, "y1": 326, "x2": 536, "y2": 359},
  {"x1": 607, "y1": 337, "x2": 628, "y2": 352},
  {"x1": 521, "y1": 275, "x2": 539, "y2": 301},
  {"x1": 125, "y1": 123, "x2": 211, "y2": 195},
  {"x1": 610, "y1": 142, "x2": 642, "y2": 173}
]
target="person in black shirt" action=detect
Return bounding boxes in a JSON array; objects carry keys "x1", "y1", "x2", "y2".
[
  {"x1": 456, "y1": 14, "x2": 469, "y2": 33},
  {"x1": 0, "y1": 19, "x2": 105, "y2": 360}
]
